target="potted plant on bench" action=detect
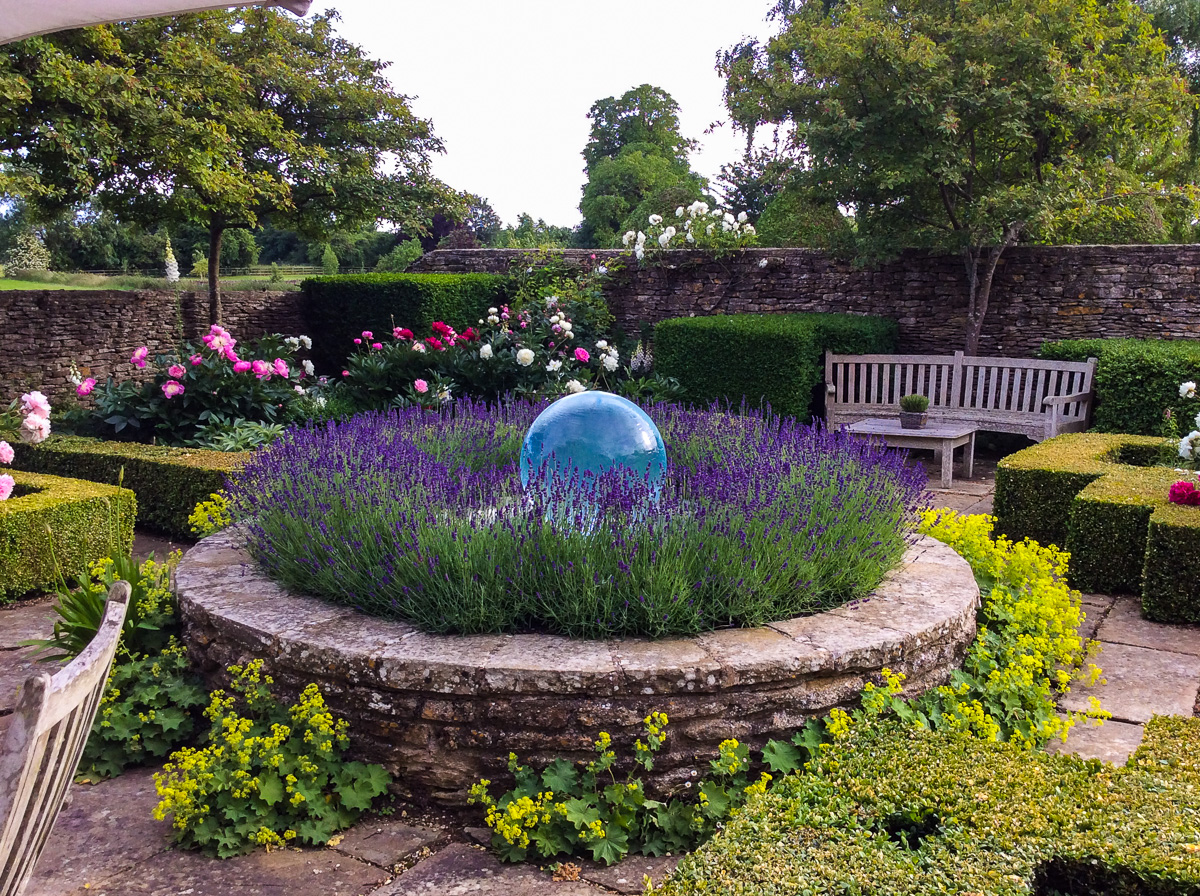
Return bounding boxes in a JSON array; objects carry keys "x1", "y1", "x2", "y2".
[{"x1": 899, "y1": 394, "x2": 930, "y2": 429}]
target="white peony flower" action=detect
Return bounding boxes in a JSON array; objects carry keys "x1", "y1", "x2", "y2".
[
  {"x1": 488, "y1": 307, "x2": 498, "y2": 314},
  {"x1": 566, "y1": 379, "x2": 587, "y2": 394},
  {"x1": 550, "y1": 314, "x2": 561, "y2": 324},
  {"x1": 723, "y1": 212, "x2": 735, "y2": 224},
  {"x1": 546, "y1": 359, "x2": 562, "y2": 372},
  {"x1": 648, "y1": 214, "x2": 663, "y2": 225},
  {"x1": 487, "y1": 314, "x2": 500, "y2": 324},
  {"x1": 302, "y1": 359, "x2": 315, "y2": 375},
  {"x1": 596, "y1": 340, "x2": 608, "y2": 350},
  {"x1": 602, "y1": 355, "x2": 618, "y2": 372},
  {"x1": 480, "y1": 344, "x2": 494, "y2": 360},
  {"x1": 1182, "y1": 381, "x2": 1197, "y2": 399},
  {"x1": 561, "y1": 320, "x2": 573, "y2": 332},
  {"x1": 737, "y1": 211, "x2": 748, "y2": 223},
  {"x1": 622, "y1": 231, "x2": 636, "y2": 246},
  {"x1": 299, "y1": 335, "x2": 312, "y2": 349},
  {"x1": 284, "y1": 336, "x2": 300, "y2": 350},
  {"x1": 744, "y1": 224, "x2": 756, "y2": 235},
  {"x1": 516, "y1": 348, "x2": 535, "y2": 366},
  {"x1": 412, "y1": 342, "x2": 426, "y2": 353}
]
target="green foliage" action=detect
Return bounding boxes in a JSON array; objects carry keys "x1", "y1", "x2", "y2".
[
  {"x1": 583, "y1": 85, "x2": 698, "y2": 175},
  {"x1": 0, "y1": 471, "x2": 134, "y2": 599},
  {"x1": 470, "y1": 714, "x2": 770, "y2": 866},
  {"x1": 899, "y1": 394, "x2": 930, "y2": 413},
  {"x1": 580, "y1": 148, "x2": 709, "y2": 249},
  {"x1": 754, "y1": 182, "x2": 852, "y2": 249},
  {"x1": 631, "y1": 201, "x2": 758, "y2": 259},
  {"x1": 373, "y1": 238, "x2": 423, "y2": 273},
  {"x1": 319, "y1": 243, "x2": 338, "y2": 276},
  {"x1": 11, "y1": 435, "x2": 246, "y2": 538},
  {"x1": 993, "y1": 432, "x2": 1200, "y2": 620},
  {"x1": 154, "y1": 659, "x2": 391, "y2": 857},
  {"x1": 300, "y1": 272, "x2": 511, "y2": 371},
  {"x1": 490, "y1": 213, "x2": 576, "y2": 249},
  {"x1": 1039, "y1": 337, "x2": 1200, "y2": 435},
  {"x1": 3, "y1": 230, "x2": 52, "y2": 272},
  {"x1": 654, "y1": 717, "x2": 1200, "y2": 896},
  {"x1": 653, "y1": 313, "x2": 898, "y2": 419}
]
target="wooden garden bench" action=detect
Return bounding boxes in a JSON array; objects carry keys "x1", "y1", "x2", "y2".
[
  {"x1": 0, "y1": 582, "x2": 129, "y2": 896},
  {"x1": 825, "y1": 351, "x2": 1097, "y2": 442}
]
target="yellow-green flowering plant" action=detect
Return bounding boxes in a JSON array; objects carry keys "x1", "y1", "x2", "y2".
[
  {"x1": 189, "y1": 491, "x2": 233, "y2": 537},
  {"x1": 154, "y1": 660, "x2": 391, "y2": 858}
]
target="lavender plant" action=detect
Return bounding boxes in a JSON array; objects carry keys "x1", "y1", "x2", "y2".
[{"x1": 228, "y1": 401, "x2": 928, "y2": 639}]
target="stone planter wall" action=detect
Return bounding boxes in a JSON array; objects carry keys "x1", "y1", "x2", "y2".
[{"x1": 177, "y1": 529, "x2": 980, "y2": 807}]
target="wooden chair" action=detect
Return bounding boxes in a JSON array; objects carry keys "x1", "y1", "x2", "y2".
[{"x1": 0, "y1": 582, "x2": 129, "y2": 896}]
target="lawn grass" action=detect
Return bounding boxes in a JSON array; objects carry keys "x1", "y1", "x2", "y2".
[
  {"x1": 0, "y1": 278, "x2": 90, "y2": 290},
  {"x1": 0, "y1": 274, "x2": 302, "y2": 291}
]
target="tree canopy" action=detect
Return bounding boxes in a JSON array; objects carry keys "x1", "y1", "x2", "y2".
[{"x1": 720, "y1": 0, "x2": 1198, "y2": 351}]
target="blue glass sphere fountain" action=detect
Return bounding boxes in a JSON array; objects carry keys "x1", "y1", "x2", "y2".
[{"x1": 520, "y1": 392, "x2": 667, "y2": 509}]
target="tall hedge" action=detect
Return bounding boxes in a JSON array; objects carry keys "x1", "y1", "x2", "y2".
[
  {"x1": 654, "y1": 313, "x2": 898, "y2": 420},
  {"x1": 1039, "y1": 337, "x2": 1200, "y2": 435},
  {"x1": 301, "y1": 273, "x2": 512, "y2": 371}
]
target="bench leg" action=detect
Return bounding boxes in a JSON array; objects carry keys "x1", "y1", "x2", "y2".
[
  {"x1": 964, "y1": 433, "x2": 975, "y2": 480},
  {"x1": 940, "y1": 439, "x2": 953, "y2": 489}
]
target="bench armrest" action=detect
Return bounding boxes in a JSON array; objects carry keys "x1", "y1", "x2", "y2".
[
  {"x1": 826, "y1": 383, "x2": 836, "y2": 395},
  {"x1": 1042, "y1": 391, "x2": 1092, "y2": 407}
]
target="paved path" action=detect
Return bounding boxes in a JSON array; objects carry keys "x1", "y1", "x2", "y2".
[{"x1": 0, "y1": 459, "x2": 1195, "y2": 895}]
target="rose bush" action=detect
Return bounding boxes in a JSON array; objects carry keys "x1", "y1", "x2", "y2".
[{"x1": 623, "y1": 201, "x2": 757, "y2": 261}]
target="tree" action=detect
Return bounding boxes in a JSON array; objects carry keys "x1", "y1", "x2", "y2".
[
  {"x1": 721, "y1": 0, "x2": 1197, "y2": 353},
  {"x1": 492, "y1": 213, "x2": 575, "y2": 249},
  {"x1": 3, "y1": 10, "x2": 457, "y2": 323},
  {"x1": 578, "y1": 85, "x2": 708, "y2": 247}
]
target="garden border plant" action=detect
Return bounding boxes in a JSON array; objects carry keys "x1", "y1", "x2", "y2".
[
  {"x1": 12, "y1": 435, "x2": 248, "y2": 538},
  {"x1": 0, "y1": 470, "x2": 134, "y2": 598},
  {"x1": 994, "y1": 432, "x2": 1200, "y2": 621}
]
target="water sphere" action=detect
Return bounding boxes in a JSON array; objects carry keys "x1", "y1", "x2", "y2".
[{"x1": 520, "y1": 392, "x2": 667, "y2": 506}]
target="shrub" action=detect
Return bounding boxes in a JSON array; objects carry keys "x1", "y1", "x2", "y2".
[
  {"x1": 229, "y1": 400, "x2": 927, "y2": 639},
  {"x1": 654, "y1": 313, "x2": 898, "y2": 419},
  {"x1": 1039, "y1": 337, "x2": 1200, "y2": 435},
  {"x1": 300, "y1": 273, "x2": 512, "y2": 371},
  {"x1": 0, "y1": 471, "x2": 134, "y2": 599},
  {"x1": 754, "y1": 184, "x2": 851, "y2": 249},
  {"x1": 11, "y1": 435, "x2": 247, "y2": 538},
  {"x1": 373, "y1": 238, "x2": 424, "y2": 273},
  {"x1": 1143, "y1": 502, "x2": 1200, "y2": 622},
  {"x1": 320, "y1": 243, "x2": 338, "y2": 275},
  {"x1": 153, "y1": 659, "x2": 391, "y2": 857},
  {"x1": 899, "y1": 393, "x2": 929, "y2": 413},
  {"x1": 3, "y1": 231, "x2": 51, "y2": 273},
  {"x1": 654, "y1": 717, "x2": 1200, "y2": 896}
]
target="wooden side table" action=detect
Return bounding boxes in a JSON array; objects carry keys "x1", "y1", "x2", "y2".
[{"x1": 847, "y1": 419, "x2": 976, "y2": 489}]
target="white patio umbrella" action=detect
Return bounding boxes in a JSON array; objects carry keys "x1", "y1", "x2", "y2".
[{"x1": 0, "y1": 0, "x2": 312, "y2": 45}]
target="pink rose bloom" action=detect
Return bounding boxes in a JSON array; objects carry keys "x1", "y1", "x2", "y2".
[
  {"x1": 161, "y1": 379, "x2": 185, "y2": 399},
  {"x1": 20, "y1": 390, "x2": 51, "y2": 417},
  {"x1": 76, "y1": 377, "x2": 97, "y2": 397},
  {"x1": 190, "y1": 354, "x2": 203, "y2": 366},
  {"x1": 252, "y1": 360, "x2": 271, "y2": 379},
  {"x1": 168, "y1": 364, "x2": 186, "y2": 379},
  {"x1": 0, "y1": 474, "x2": 13, "y2": 501},
  {"x1": 0, "y1": 441, "x2": 13, "y2": 464},
  {"x1": 371, "y1": 342, "x2": 382, "y2": 351},
  {"x1": 414, "y1": 379, "x2": 429, "y2": 394},
  {"x1": 233, "y1": 360, "x2": 252, "y2": 373},
  {"x1": 19, "y1": 414, "x2": 50, "y2": 444},
  {"x1": 273, "y1": 358, "x2": 289, "y2": 377},
  {"x1": 362, "y1": 330, "x2": 373, "y2": 339},
  {"x1": 130, "y1": 346, "x2": 149, "y2": 368},
  {"x1": 574, "y1": 348, "x2": 590, "y2": 363}
]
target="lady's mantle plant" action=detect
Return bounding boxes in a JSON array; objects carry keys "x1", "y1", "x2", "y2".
[
  {"x1": 153, "y1": 659, "x2": 390, "y2": 857},
  {"x1": 0, "y1": 390, "x2": 52, "y2": 499}
]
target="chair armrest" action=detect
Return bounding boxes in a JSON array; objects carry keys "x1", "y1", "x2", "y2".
[{"x1": 1042, "y1": 391, "x2": 1092, "y2": 407}]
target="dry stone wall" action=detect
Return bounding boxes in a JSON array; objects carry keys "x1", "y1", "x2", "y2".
[{"x1": 411, "y1": 245, "x2": 1200, "y2": 355}]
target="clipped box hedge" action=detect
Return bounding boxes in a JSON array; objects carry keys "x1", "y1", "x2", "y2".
[
  {"x1": 1, "y1": 471, "x2": 135, "y2": 599},
  {"x1": 301, "y1": 273, "x2": 513, "y2": 371},
  {"x1": 1039, "y1": 337, "x2": 1200, "y2": 436},
  {"x1": 11, "y1": 436, "x2": 247, "y2": 539},
  {"x1": 654, "y1": 313, "x2": 898, "y2": 420},
  {"x1": 994, "y1": 433, "x2": 1200, "y2": 622},
  {"x1": 658, "y1": 717, "x2": 1200, "y2": 896}
]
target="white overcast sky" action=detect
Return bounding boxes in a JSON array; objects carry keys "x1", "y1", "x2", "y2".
[{"x1": 328, "y1": 0, "x2": 778, "y2": 228}]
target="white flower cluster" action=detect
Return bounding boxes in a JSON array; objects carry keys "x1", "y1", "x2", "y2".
[
  {"x1": 595, "y1": 339, "x2": 620, "y2": 372},
  {"x1": 627, "y1": 202, "x2": 757, "y2": 258},
  {"x1": 566, "y1": 379, "x2": 587, "y2": 394},
  {"x1": 283, "y1": 335, "x2": 313, "y2": 351},
  {"x1": 622, "y1": 229, "x2": 649, "y2": 260},
  {"x1": 1179, "y1": 381, "x2": 1200, "y2": 461}
]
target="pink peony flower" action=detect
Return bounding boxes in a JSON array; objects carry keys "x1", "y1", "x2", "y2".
[
  {"x1": 161, "y1": 379, "x2": 185, "y2": 399},
  {"x1": 223, "y1": 347, "x2": 239, "y2": 363},
  {"x1": 234, "y1": 360, "x2": 253, "y2": 374},
  {"x1": 354, "y1": 338, "x2": 362, "y2": 345},
  {"x1": 414, "y1": 379, "x2": 429, "y2": 394},
  {"x1": 273, "y1": 358, "x2": 289, "y2": 377},
  {"x1": 371, "y1": 342, "x2": 383, "y2": 351},
  {"x1": 130, "y1": 346, "x2": 149, "y2": 368},
  {"x1": 426, "y1": 337, "x2": 444, "y2": 352},
  {"x1": 1168, "y1": 480, "x2": 1200, "y2": 506},
  {"x1": 76, "y1": 377, "x2": 97, "y2": 397},
  {"x1": 0, "y1": 441, "x2": 13, "y2": 464},
  {"x1": 574, "y1": 348, "x2": 590, "y2": 363},
  {"x1": 362, "y1": 330, "x2": 373, "y2": 339},
  {"x1": 342, "y1": 370, "x2": 350, "y2": 377},
  {"x1": 20, "y1": 390, "x2": 51, "y2": 417},
  {"x1": 394, "y1": 327, "x2": 413, "y2": 340},
  {"x1": 252, "y1": 360, "x2": 271, "y2": 379},
  {"x1": 190, "y1": 354, "x2": 203, "y2": 366},
  {"x1": 19, "y1": 414, "x2": 50, "y2": 444},
  {"x1": 0, "y1": 474, "x2": 13, "y2": 501},
  {"x1": 168, "y1": 364, "x2": 186, "y2": 379}
]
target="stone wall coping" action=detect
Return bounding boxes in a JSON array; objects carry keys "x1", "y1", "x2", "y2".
[{"x1": 176, "y1": 530, "x2": 979, "y2": 698}]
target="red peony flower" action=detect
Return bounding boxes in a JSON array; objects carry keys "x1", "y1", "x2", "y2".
[{"x1": 1168, "y1": 480, "x2": 1200, "y2": 506}]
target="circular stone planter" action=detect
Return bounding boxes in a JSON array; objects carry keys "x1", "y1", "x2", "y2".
[{"x1": 177, "y1": 530, "x2": 979, "y2": 806}]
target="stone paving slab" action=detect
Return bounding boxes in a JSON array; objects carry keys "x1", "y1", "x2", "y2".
[
  {"x1": 87, "y1": 844, "x2": 389, "y2": 896},
  {"x1": 1045, "y1": 719, "x2": 1145, "y2": 766},
  {"x1": 579, "y1": 855, "x2": 681, "y2": 894},
  {"x1": 372, "y1": 842, "x2": 601, "y2": 895},
  {"x1": 1078, "y1": 595, "x2": 1117, "y2": 643},
  {"x1": 332, "y1": 821, "x2": 441, "y2": 870},
  {"x1": 24, "y1": 768, "x2": 172, "y2": 896},
  {"x1": 1061, "y1": 642, "x2": 1200, "y2": 723},
  {"x1": 0, "y1": 647, "x2": 42, "y2": 713},
  {"x1": 1096, "y1": 596, "x2": 1200, "y2": 657},
  {"x1": 0, "y1": 599, "x2": 56, "y2": 647}
]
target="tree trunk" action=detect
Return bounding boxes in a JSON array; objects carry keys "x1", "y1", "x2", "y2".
[
  {"x1": 208, "y1": 224, "x2": 224, "y2": 327},
  {"x1": 962, "y1": 223, "x2": 1021, "y2": 355}
]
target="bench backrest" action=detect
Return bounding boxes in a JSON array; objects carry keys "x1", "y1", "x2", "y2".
[
  {"x1": 0, "y1": 582, "x2": 129, "y2": 896},
  {"x1": 825, "y1": 352, "x2": 1097, "y2": 439}
]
